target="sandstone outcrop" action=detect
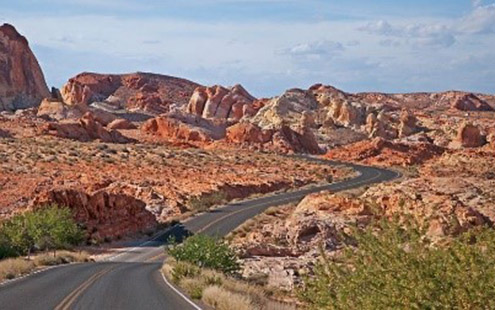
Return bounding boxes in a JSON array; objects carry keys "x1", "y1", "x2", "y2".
[
  {"x1": 0, "y1": 24, "x2": 50, "y2": 111},
  {"x1": 187, "y1": 84, "x2": 257, "y2": 120},
  {"x1": 37, "y1": 99, "x2": 86, "y2": 121},
  {"x1": 455, "y1": 122, "x2": 485, "y2": 148},
  {"x1": 41, "y1": 112, "x2": 132, "y2": 143},
  {"x1": 448, "y1": 93, "x2": 493, "y2": 112},
  {"x1": 251, "y1": 89, "x2": 318, "y2": 129},
  {"x1": 142, "y1": 110, "x2": 227, "y2": 142},
  {"x1": 398, "y1": 109, "x2": 419, "y2": 137},
  {"x1": 60, "y1": 72, "x2": 200, "y2": 114}
]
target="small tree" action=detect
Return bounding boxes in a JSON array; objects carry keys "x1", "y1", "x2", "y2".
[
  {"x1": 168, "y1": 234, "x2": 240, "y2": 274},
  {"x1": 0, "y1": 205, "x2": 83, "y2": 257}
]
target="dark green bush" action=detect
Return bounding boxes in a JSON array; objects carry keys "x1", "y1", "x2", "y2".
[
  {"x1": 299, "y1": 220, "x2": 495, "y2": 310},
  {"x1": 168, "y1": 234, "x2": 239, "y2": 274},
  {"x1": 0, "y1": 205, "x2": 83, "y2": 258}
]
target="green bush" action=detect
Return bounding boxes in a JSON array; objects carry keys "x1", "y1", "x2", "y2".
[
  {"x1": 0, "y1": 205, "x2": 83, "y2": 258},
  {"x1": 168, "y1": 234, "x2": 240, "y2": 274},
  {"x1": 299, "y1": 220, "x2": 495, "y2": 310}
]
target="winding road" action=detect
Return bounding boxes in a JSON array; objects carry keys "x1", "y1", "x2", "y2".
[{"x1": 0, "y1": 157, "x2": 400, "y2": 310}]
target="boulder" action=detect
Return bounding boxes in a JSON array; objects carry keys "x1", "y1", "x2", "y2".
[
  {"x1": 450, "y1": 93, "x2": 493, "y2": 112},
  {"x1": 107, "y1": 118, "x2": 137, "y2": 130},
  {"x1": 0, "y1": 24, "x2": 50, "y2": 111},
  {"x1": 41, "y1": 112, "x2": 132, "y2": 143},
  {"x1": 226, "y1": 122, "x2": 273, "y2": 144}
]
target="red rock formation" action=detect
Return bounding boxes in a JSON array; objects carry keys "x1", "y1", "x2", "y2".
[
  {"x1": 142, "y1": 110, "x2": 227, "y2": 142},
  {"x1": 41, "y1": 112, "x2": 133, "y2": 143},
  {"x1": 225, "y1": 122, "x2": 272, "y2": 144},
  {"x1": 60, "y1": 72, "x2": 200, "y2": 114},
  {"x1": 448, "y1": 93, "x2": 493, "y2": 112},
  {"x1": 0, "y1": 24, "x2": 50, "y2": 111},
  {"x1": 326, "y1": 137, "x2": 445, "y2": 166},
  {"x1": 187, "y1": 84, "x2": 257, "y2": 120},
  {"x1": 455, "y1": 122, "x2": 486, "y2": 148},
  {"x1": 34, "y1": 188, "x2": 157, "y2": 240}
]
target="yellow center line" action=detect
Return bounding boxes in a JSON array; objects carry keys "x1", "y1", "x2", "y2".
[{"x1": 54, "y1": 267, "x2": 115, "y2": 310}]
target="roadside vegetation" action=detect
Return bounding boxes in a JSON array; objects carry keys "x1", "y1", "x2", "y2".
[
  {"x1": 164, "y1": 234, "x2": 295, "y2": 310},
  {"x1": 0, "y1": 205, "x2": 83, "y2": 259},
  {"x1": 0, "y1": 251, "x2": 90, "y2": 282},
  {"x1": 187, "y1": 190, "x2": 229, "y2": 212},
  {"x1": 0, "y1": 205, "x2": 87, "y2": 282},
  {"x1": 299, "y1": 219, "x2": 495, "y2": 310}
]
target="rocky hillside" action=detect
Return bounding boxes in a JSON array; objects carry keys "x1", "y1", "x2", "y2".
[{"x1": 0, "y1": 24, "x2": 50, "y2": 112}]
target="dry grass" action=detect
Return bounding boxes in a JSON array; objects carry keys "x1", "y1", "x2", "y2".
[
  {"x1": 0, "y1": 250, "x2": 90, "y2": 282},
  {"x1": 32, "y1": 251, "x2": 90, "y2": 266},
  {"x1": 0, "y1": 258, "x2": 35, "y2": 281},
  {"x1": 162, "y1": 260, "x2": 297, "y2": 310},
  {"x1": 202, "y1": 285, "x2": 254, "y2": 310}
]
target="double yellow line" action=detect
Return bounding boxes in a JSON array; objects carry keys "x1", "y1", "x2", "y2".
[{"x1": 54, "y1": 267, "x2": 115, "y2": 310}]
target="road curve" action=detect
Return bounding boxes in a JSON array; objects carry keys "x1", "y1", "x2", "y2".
[{"x1": 0, "y1": 158, "x2": 400, "y2": 310}]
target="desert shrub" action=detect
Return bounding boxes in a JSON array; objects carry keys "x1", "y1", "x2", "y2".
[
  {"x1": 170, "y1": 261, "x2": 201, "y2": 282},
  {"x1": 0, "y1": 205, "x2": 84, "y2": 258},
  {"x1": 187, "y1": 191, "x2": 228, "y2": 212},
  {"x1": 168, "y1": 234, "x2": 239, "y2": 274},
  {"x1": 299, "y1": 219, "x2": 495, "y2": 310},
  {"x1": 202, "y1": 285, "x2": 254, "y2": 310},
  {"x1": 181, "y1": 278, "x2": 205, "y2": 299}
]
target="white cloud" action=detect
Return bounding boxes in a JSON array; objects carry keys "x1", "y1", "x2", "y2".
[
  {"x1": 359, "y1": 20, "x2": 456, "y2": 47},
  {"x1": 280, "y1": 40, "x2": 344, "y2": 57},
  {"x1": 458, "y1": 4, "x2": 495, "y2": 34}
]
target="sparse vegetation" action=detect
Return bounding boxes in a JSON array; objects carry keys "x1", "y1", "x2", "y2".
[
  {"x1": 187, "y1": 190, "x2": 229, "y2": 212},
  {"x1": 299, "y1": 219, "x2": 495, "y2": 310},
  {"x1": 167, "y1": 234, "x2": 239, "y2": 274}
]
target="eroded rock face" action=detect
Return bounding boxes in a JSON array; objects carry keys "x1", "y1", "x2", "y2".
[
  {"x1": 0, "y1": 24, "x2": 50, "y2": 111},
  {"x1": 455, "y1": 123, "x2": 485, "y2": 148},
  {"x1": 34, "y1": 188, "x2": 157, "y2": 241},
  {"x1": 60, "y1": 72, "x2": 200, "y2": 114},
  {"x1": 187, "y1": 84, "x2": 257, "y2": 120},
  {"x1": 41, "y1": 112, "x2": 133, "y2": 143}
]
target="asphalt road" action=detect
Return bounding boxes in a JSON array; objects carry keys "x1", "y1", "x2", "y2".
[{"x1": 0, "y1": 157, "x2": 400, "y2": 310}]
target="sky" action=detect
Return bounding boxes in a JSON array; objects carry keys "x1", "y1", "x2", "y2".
[{"x1": 1, "y1": 0, "x2": 494, "y2": 97}]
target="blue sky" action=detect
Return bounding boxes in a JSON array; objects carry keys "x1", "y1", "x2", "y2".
[{"x1": 1, "y1": 0, "x2": 494, "y2": 97}]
